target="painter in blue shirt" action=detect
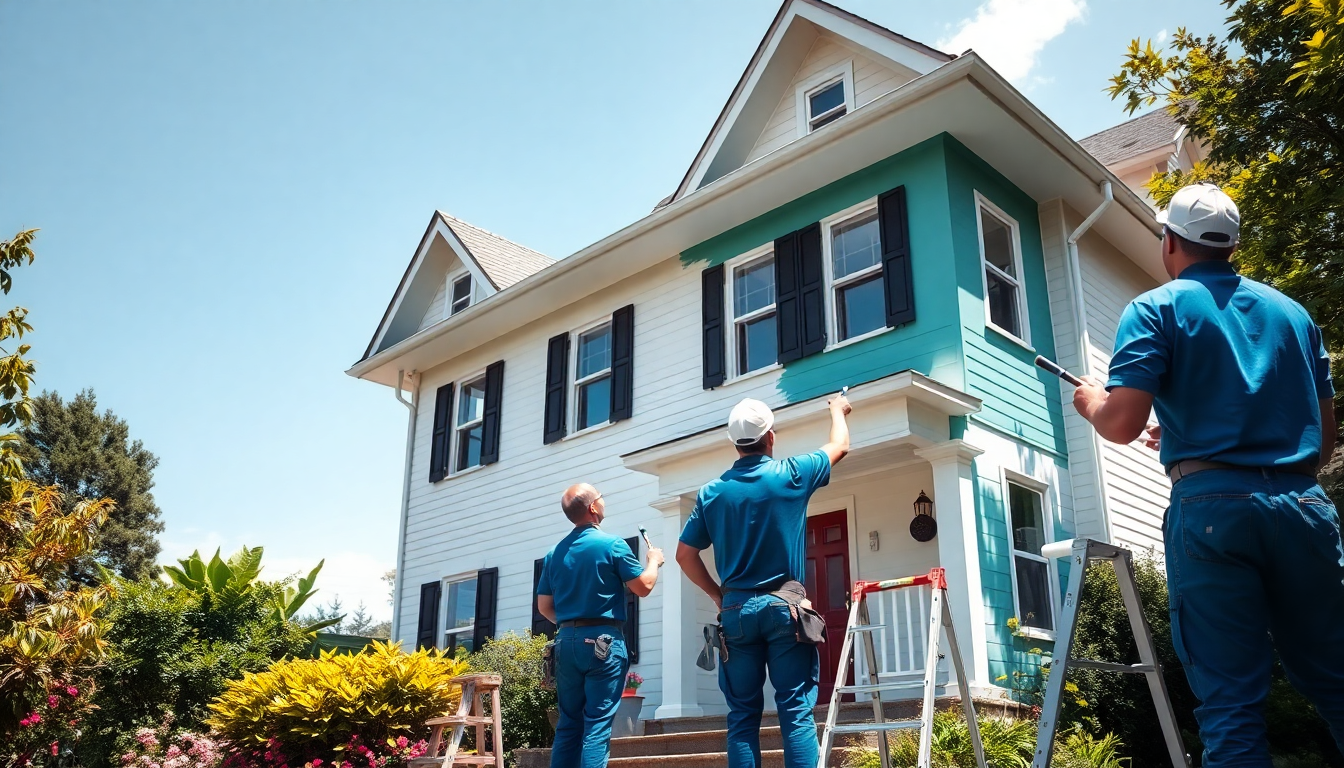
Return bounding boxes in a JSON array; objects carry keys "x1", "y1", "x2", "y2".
[
  {"x1": 1073, "y1": 183, "x2": 1341, "y2": 766},
  {"x1": 677, "y1": 396, "x2": 852, "y2": 768},
  {"x1": 537, "y1": 484, "x2": 662, "y2": 768}
]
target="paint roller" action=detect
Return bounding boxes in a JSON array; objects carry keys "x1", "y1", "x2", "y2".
[{"x1": 1034, "y1": 355, "x2": 1083, "y2": 387}]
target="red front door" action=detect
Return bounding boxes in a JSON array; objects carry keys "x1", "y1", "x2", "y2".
[{"x1": 805, "y1": 510, "x2": 852, "y2": 702}]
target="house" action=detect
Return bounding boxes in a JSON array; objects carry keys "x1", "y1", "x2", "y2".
[{"x1": 347, "y1": 0, "x2": 1178, "y2": 717}]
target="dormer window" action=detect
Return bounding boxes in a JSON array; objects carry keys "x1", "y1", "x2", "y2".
[
  {"x1": 807, "y1": 80, "x2": 847, "y2": 131},
  {"x1": 449, "y1": 274, "x2": 473, "y2": 316}
]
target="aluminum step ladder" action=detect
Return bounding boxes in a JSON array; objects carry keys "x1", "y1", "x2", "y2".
[
  {"x1": 816, "y1": 567, "x2": 987, "y2": 768},
  {"x1": 1033, "y1": 538, "x2": 1190, "y2": 768}
]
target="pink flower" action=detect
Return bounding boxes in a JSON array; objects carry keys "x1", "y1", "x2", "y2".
[
  {"x1": 66, "y1": 686, "x2": 78, "y2": 697},
  {"x1": 48, "y1": 695, "x2": 60, "y2": 708},
  {"x1": 395, "y1": 737, "x2": 408, "y2": 749},
  {"x1": 122, "y1": 753, "x2": 137, "y2": 765},
  {"x1": 312, "y1": 760, "x2": 323, "y2": 767},
  {"x1": 51, "y1": 743, "x2": 60, "y2": 757},
  {"x1": 165, "y1": 746, "x2": 182, "y2": 758}
]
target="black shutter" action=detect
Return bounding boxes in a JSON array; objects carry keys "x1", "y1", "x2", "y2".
[
  {"x1": 472, "y1": 567, "x2": 499, "y2": 652},
  {"x1": 428, "y1": 384, "x2": 454, "y2": 483},
  {"x1": 701, "y1": 265, "x2": 727, "y2": 389},
  {"x1": 879, "y1": 185, "x2": 916, "y2": 327},
  {"x1": 774, "y1": 231, "x2": 803, "y2": 363},
  {"x1": 480, "y1": 360, "x2": 505, "y2": 465},
  {"x1": 532, "y1": 558, "x2": 557, "y2": 638},
  {"x1": 798, "y1": 222, "x2": 827, "y2": 357},
  {"x1": 543, "y1": 333, "x2": 570, "y2": 444},
  {"x1": 610, "y1": 304, "x2": 635, "y2": 421},
  {"x1": 416, "y1": 581, "x2": 441, "y2": 650},
  {"x1": 623, "y1": 536, "x2": 640, "y2": 665}
]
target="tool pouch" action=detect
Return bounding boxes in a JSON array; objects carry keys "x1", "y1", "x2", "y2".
[
  {"x1": 771, "y1": 580, "x2": 828, "y2": 645},
  {"x1": 586, "y1": 634, "x2": 614, "y2": 661},
  {"x1": 695, "y1": 625, "x2": 717, "y2": 671},
  {"x1": 541, "y1": 640, "x2": 557, "y2": 690}
]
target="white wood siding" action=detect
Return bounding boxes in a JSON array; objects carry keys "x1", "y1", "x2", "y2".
[
  {"x1": 1039, "y1": 199, "x2": 1168, "y2": 553},
  {"x1": 418, "y1": 278, "x2": 447, "y2": 332},
  {"x1": 746, "y1": 34, "x2": 917, "y2": 164}
]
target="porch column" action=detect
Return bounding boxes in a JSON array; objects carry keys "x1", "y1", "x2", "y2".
[
  {"x1": 652, "y1": 495, "x2": 704, "y2": 719},
  {"x1": 914, "y1": 439, "x2": 990, "y2": 690}
]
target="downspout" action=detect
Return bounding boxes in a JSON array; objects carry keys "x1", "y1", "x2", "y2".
[
  {"x1": 389, "y1": 369, "x2": 420, "y2": 644},
  {"x1": 1065, "y1": 182, "x2": 1117, "y2": 541}
]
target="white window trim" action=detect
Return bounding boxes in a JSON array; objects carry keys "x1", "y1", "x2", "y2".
[
  {"x1": 821, "y1": 198, "x2": 891, "y2": 351},
  {"x1": 795, "y1": 60, "x2": 856, "y2": 137},
  {"x1": 724, "y1": 245, "x2": 780, "y2": 382},
  {"x1": 443, "y1": 270, "x2": 477, "y2": 320},
  {"x1": 570, "y1": 317, "x2": 615, "y2": 434},
  {"x1": 974, "y1": 192, "x2": 1031, "y2": 347},
  {"x1": 451, "y1": 369, "x2": 488, "y2": 474},
  {"x1": 440, "y1": 571, "x2": 478, "y2": 651},
  {"x1": 1001, "y1": 469, "x2": 1057, "y2": 641}
]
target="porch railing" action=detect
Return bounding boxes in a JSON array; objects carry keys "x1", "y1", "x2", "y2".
[{"x1": 854, "y1": 583, "x2": 944, "y2": 679}]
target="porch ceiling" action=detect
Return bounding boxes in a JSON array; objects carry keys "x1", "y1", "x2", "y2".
[{"x1": 621, "y1": 370, "x2": 979, "y2": 498}]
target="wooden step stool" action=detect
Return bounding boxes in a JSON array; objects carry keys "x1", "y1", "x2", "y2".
[{"x1": 410, "y1": 673, "x2": 504, "y2": 768}]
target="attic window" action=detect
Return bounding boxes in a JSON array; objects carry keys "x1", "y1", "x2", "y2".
[
  {"x1": 807, "y1": 79, "x2": 847, "y2": 131},
  {"x1": 449, "y1": 275, "x2": 472, "y2": 316}
]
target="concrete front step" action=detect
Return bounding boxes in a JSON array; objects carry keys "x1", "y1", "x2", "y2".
[
  {"x1": 642, "y1": 698, "x2": 946, "y2": 735},
  {"x1": 516, "y1": 746, "x2": 861, "y2": 768}
]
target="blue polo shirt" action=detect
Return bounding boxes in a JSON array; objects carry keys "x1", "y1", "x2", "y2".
[
  {"x1": 679, "y1": 451, "x2": 831, "y2": 591},
  {"x1": 537, "y1": 526, "x2": 643, "y2": 623},
  {"x1": 1107, "y1": 260, "x2": 1333, "y2": 469}
]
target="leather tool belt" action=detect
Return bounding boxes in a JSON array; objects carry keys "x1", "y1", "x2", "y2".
[{"x1": 558, "y1": 618, "x2": 623, "y2": 629}]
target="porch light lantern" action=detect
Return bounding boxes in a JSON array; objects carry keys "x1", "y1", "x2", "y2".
[{"x1": 910, "y1": 490, "x2": 937, "y2": 542}]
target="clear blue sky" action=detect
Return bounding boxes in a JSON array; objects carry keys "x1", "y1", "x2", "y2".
[{"x1": 0, "y1": 0, "x2": 1229, "y2": 618}]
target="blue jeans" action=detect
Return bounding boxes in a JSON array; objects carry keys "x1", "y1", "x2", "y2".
[
  {"x1": 718, "y1": 593, "x2": 820, "y2": 768},
  {"x1": 1165, "y1": 468, "x2": 1344, "y2": 767},
  {"x1": 550, "y1": 626, "x2": 629, "y2": 768}
]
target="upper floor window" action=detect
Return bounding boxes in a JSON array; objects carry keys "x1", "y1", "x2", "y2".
[
  {"x1": 442, "y1": 575, "x2": 478, "y2": 653},
  {"x1": 449, "y1": 274, "x2": 473, "y2": 316},
  {"x1": 806, "y1": 79, "x2": 847, "y2": 131},
  {"x1": 825, "y1": 205, "x2": 885, "y2": 343},
  {"x1": 730, "y1": 251, "x2": 778, "y2": 376},
  {"x1": 1007, "y1": 480, "x2": 1053, "y2": 633},
  {"x1": 575, "y1": 322, "x2": 613, "y2": 432},
  {"x1": 796, "y1": 63, "x2": 855, "y2": 137},
  {"x1": 455, "y1": 375, "x2": 486, "y2": 471},
  {"x1": 976, "y1": 195, "x2": 1029, "y2": 343}
]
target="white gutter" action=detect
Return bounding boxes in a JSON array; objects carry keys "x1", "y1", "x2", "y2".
[
  {"x1": 388, "y1": 369, "x2": 419, "y2": 643},
  {"x1": 1066, "y1": 182, "x2": 1117, "y2": 542}
]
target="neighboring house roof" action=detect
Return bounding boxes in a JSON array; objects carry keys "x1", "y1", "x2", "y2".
[
  {"x1": 360, "y1": 211, "x2": 554, "y2": 361},
  {"x1": 662, "y1": 0, "x2": 954, "y2": 208},
  {"x1": 1078, "y1": 109, "x2": 1181, "y2": 167},
  {"x1": 438, "y1": 212, "x2": 554, "y2": 290}
]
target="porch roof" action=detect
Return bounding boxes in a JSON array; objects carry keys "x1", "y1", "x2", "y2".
[{"x1": 621, "y1": 370, "x2": 980, "y2": 498}]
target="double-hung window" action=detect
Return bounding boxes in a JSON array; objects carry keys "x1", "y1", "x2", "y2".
[
  {"x1": 1007, "y1": 481, "x2": 1054, "y2": 632},
  {"x1": 730, "y1": 252, "x2": 778, "y2": 376},
  {"x1": 574, "y1": 323, "x2": 613, "y2": 432},
  {"x1": 441, "y1": 575, "x2": 478, "y2": 653},
  {"x1": 449, "y1": 274, "x2": 472, "y2": 316},
  {"x1": 826, "y1": 206, "x2": 885, "y2": 342},
  {"x1": 806, "y1": 78, "x2": 847, "y2": 131},
  {"x1": 977, "y1": 196, "x2": 1028, "y2": 343},
  {"x1": 454, "y1": 375, "x2": 486, "y2": 472}
]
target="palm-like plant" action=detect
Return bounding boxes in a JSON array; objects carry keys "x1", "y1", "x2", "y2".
[{"x1": 163, "y1": 546, "x2": 338, "y2": 633}]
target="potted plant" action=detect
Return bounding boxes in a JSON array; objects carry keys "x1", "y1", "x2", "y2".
[
  {"x1": 613, "y1": 672, "x2": 645, "y2": 738},
  {"x1": 622, "y1": 672, "x2": 643, "y2": 698}
]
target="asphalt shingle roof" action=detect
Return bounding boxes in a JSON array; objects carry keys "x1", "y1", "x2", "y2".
[
  {"x1": 438, "y1": 212, "x2": 555, "y2": 289},
  {"x1": 1078, "y1": 109, "x2": 1181, "y2": 166}
]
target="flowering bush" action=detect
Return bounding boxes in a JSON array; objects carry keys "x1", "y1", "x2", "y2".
[
  {"x1": 4, "y1": 679, "x2": 92, "y2": 767},
  {"x1": 116, "y1": 721, "x2": 222, "y2": 768}
]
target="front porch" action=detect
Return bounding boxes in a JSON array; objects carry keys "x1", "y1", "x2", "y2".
[{"x1": 621, "y1": 371, "x2": 1022, "y2": 719}]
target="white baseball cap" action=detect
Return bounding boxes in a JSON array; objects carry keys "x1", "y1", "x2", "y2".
[
  {"x1": 727, "y1": 398, "x2": 774, "y2": 446},
  {"x1": 1157, "y1": 183, "x2": 1240, "y2": 247}
]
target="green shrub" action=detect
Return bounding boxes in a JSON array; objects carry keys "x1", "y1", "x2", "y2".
[
  {"x1": 206, "y1": 640, "x2": 467, "y2": 766},
  {"x1": 77, "y1": 577, "x2": 311, "y2": 768},
  {"x1": 465, "y1": 631, "x2": 556, "y2": 761},
  {"x1": 1068, "y1": 556, "x2": 1341, "y2": 766},
  {"x1": 841, "y1": 709, "x2": 1130, "y2": 768}
]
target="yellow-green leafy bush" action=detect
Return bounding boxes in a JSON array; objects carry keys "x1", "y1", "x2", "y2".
[{"x1": 207, "y1": 640, "x2": 466, "y2": 766}]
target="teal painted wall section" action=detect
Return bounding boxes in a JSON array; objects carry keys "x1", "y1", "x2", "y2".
[
  {"x1": 942, "y1": 139, "x2": 1068, "y2": 457},
  {"x1": 974, "y1": 465, "x2": 1017, "y2": 683},
  {"x1": 680, "y1": 135, "x2": 965, "y2": 404}
]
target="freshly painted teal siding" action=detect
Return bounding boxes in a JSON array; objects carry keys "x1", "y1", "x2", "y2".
[
  {"x1": 974, "y1": 466, "x2": 1016, "y2": 681},
  {"x1": 943, "y1": 138, "x2": 1068, "y2": 456},
  {"x1": 680, "y1": 135, "x2": 964, "y2": 403}
]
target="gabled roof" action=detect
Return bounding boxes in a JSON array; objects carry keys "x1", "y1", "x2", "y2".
[
  {"x1": 663, "y1": 0, "x2": 953, "y2": 208},
  {"x1": 1078, "y1": 109, "x2": 1181, "y2": 167},
  {"x1": 437, "y1": 213, "x2": 554, "y2": 290},
  {"x1": 361, "y1": 212, "x2": 554, "y2": 360}
]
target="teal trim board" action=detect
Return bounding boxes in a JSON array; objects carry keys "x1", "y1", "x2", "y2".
[
  {"x1": 680, "y1": 135, "x2": 965, "y2": 404},
  {"x1": 942, "y1": 138, "x2": 1069, "y2": 457}
]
